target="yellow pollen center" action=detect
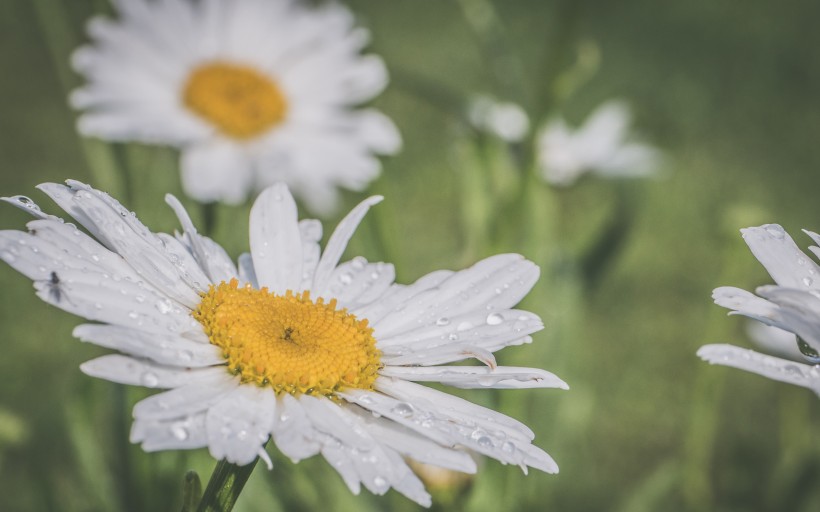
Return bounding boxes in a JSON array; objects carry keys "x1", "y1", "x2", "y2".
[
  {"x1": 194, "y1": 279, "x2": 381, "y2": 396},
  {"x1": 182, "y1": 62, "x2": 288, "y2": 140}
]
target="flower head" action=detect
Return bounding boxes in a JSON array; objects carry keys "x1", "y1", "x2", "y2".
[
  {"x1": 0, "y1": 181, "x2": 566, "y2": 506},
  {"x1": 537, "y1": 100, "x2": 661, "y2": 187},
  {"x1": 71, "y1": 0, "x2": 401, "y2": 214},
  {"x1": 698, "y1": 224, "x2": 820, "y2": 396}
]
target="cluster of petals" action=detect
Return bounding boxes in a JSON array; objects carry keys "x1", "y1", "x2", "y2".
[
  {"x1": 0, "y1": 181, "x2": 566, "y2": 506},
  {"x1": 537, "y1": 100, "x2": 661, "y2": 187},
  {"x1": 698, "y1": 224, "x2": 820, "y2": 396}
]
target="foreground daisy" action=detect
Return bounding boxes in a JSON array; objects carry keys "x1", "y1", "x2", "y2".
[
  {"x1": 0, "y1": 181, "x2": 566, "y2": 506},
  {"x1": 536, "y1": 100, "x2": 661, "y2": 187},
  {"x1": 71, "y1": 0, "x2": 400, "y2": 214},
  {"x1": 698, "y1": 224, "x2": 820, "y2": 396}
]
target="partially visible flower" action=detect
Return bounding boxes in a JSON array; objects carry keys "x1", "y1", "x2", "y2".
[
  {"x1": 71, "y1": 0, "x2": 400, "y2": 214},
  {"x1": 536, "y1": 100, "x2": 661, "y2": 187},
  {"x1": 0, "y1": 181, "x2": 566, "y2": 506},
  {"x1": 698, "y1": 224, "x2": 820, "y2": 396},
  {"x1": 468, "y1": 95, "x2": 530, "y2": 143}
]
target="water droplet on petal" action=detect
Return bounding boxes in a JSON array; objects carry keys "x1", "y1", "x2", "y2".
[
  {"x1": 477, "y1": 436, "x2": 494, "y2": 448},
  {"x1": 156, "y1": 299, "x2": 173, "y2": 314},
  {"x1": 339, "y1": 273, "x2": 353, "y2": 285},
  {"x1": 486, "y1": 313, "x2": 504, "y2": 325},
  {"x1": 803, "y1": 277, "x2": 814, "y2": 287},
  {"x1": 448, "y1": 333, "x2": 459, "y2": 341},
  {"x1": 797, "y1": 337, "x2": 820, "y2": 363},
  {"x1": 435, "y1": 317, "x2": 450, "y2": 326},
  {"x1": 391, "y1": 402, "x2": 414, "y2": 418},
  {"x1": 237, "y1": 430, "x2": 248, "y2": 440},
  {"x1": 373, "y1": 476, "x2": 387, "y2": 488},
  {"x1": 170, "y1": 422, "x2": 189, "y2": 440},
  {"x1": 178, "y1": 350, "x2": 194, "y2": 362},
  {"x1": 501, "y1": 441, "x2": 516, "y2": 454},
  {"x1": 765, "y1": 226, "x2": 785, "y2": 239},
  {"x1": 128, "y1": 311, "x2": 139, "y2": 319},
  {"x1": 141, "y1": 372, "x2": 159, "y2": 387}
]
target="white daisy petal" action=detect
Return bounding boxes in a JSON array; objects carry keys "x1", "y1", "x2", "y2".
[
  {"x1": 237, "y1": 252, "x2": 258, "y2": 288},
  {"x1": 131, "y1": 413, "x2": 209, "y2": 451},
  {"x1": 381, "y1": 342, "x2": 504, "y2": 368},
  {"x1": 205, "y1": 386, "x2": 277, "y2": 466},
  {"x1": 249, "y1": 183, "x2": 303, "y2": 293},
  {"x1": 379, "y1": 366, "x2": 569, "y2": 390},
  {"x1": 374, "y1": 254, "x2": 537, "y2": 337},
  {"x1": 165, "y1": 195, "x2": 238, "y2": 283},
  {"x1": 180, "y1": 141, "x2": 253, "y2": 205},
  {"x1": 346, "y1": 408, "x2": 477, "y2": 474},
  {"x1": 319, "y1": 439, "x2": 363, "y2": 495},
  {"x1": 741, "y1": 224, "x2": 820, "y2": 289},
  {"x1": 80, "y1": 355, "x2": 225, "y2": 389},
  {"x1": 132, "y1": 374, "x2": 239, "y2": 421},
  {"x1": 311, "y1": 195, "x2": 383, "y2": 293},
  {"x1": 698, "y1": 344, "x2": 820, "y2": 396},
  {"x1": 320, "y1": 258, "x2": 395, "y2": 308},
  {"x1": 298, "y1": 219, "x2": 322, "y2": 289},
  {"x1": 74, "y1": 324, "x2": 222, "y2": 367},
  {"x1": 755, "y1": 286, "x2": 820, "y2": 352},
  {"x1": 299, "y1": 395, "x2": 375, "y2": 452},
  {"x1": 0, "y1": 195, "x2": 63, "y2": 221},
  {"x1": 354, "y1": 269, "x2": 454, "y2": 324},
  {"x1": 270, "y1": 393, "x2": 322, "y2": 462}
]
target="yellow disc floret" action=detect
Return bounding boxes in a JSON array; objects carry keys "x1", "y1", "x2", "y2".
[
  {"x1": 194, "y1": 279, "x2": 381, "y2": 396},
  {"x1": 183, "y1": 61, "x2": 288, "y2": 140}
]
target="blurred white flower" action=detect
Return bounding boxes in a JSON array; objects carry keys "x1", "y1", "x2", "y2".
[
  {"x1": 70, "y1": 0, "x2": 401, "y2": 215},
  {"x1": 468, "y1": 95, "x2": 530, "y2": 143},
  {"x1": 698, "y1": 224, "x2": 820, "y2": 396},
  {"x1": 536, "y1": 100, "x2": 661, "y2": 187},
  {"x1": 1, "y1": 181, "x2": 566, "y2": 506}
]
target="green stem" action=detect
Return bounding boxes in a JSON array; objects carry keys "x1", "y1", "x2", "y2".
[
  {"x1": 200, "y1": 202, "x2": 218, "y2": 237},
  {"x1": 196, "y1": 459, "x2": 260, "y2": 512}
]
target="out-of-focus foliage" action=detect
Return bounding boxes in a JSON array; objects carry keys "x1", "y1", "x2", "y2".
[{"x1": 0, "y1": 1, "x2": 818, "y2": 511}]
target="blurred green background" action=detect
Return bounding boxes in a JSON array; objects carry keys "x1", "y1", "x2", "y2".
[{"x1": 1, "y1": 0, "x2": 819, "y2": 511}]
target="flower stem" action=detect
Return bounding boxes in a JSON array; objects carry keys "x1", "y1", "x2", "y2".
[{"x1": 195, "y1": 459, "x2": 260, "y2": 512}]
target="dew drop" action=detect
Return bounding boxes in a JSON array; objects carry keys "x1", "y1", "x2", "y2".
[
  {"x1": 477, "y1": 436, "x2": 494, "y2": 448},
  {"x1": 797, "y1": 337, "x2": 820, "y2": 364},
  {"x1": 457, "y1": 321, "x2": 473, "y2": 332},
  {"x1": 339, "y1": 273, "x2": 353, "y2": 285},
  {"x1": 237, "y1": 430, "x2": 248, "y2": 441},
  {"x1": 351, "y1": 256, "x2": 366, "y2": 270},
  {"x1": 391, "y1": 402, "x2": 414, "y2": 418},
  {"x1": 141, "y1": 372, "x2": 159, "y2": 387},
  {"x1": 128, "y1": 311, "x2": 139, "y2": 319},
  {"x1": 170, "y1": 422, "x2": 189, "y2": 440},
  {"x1": 501, "y1": 441, "x2": 516, "y2": 454},
  {"x1": 435, "y1": 317, "x2": 450, "y2": 326},
  {"x1": 155, "y1": 299, "x2": 173, "y2": 314},
  {"x1": 486, "y1": 313, "x2": 504, "y2": 325},
  {"x1": 784, "y1": 364, "x2": 804, "y2": 377},
  {"x1": 448, "y1": 333, "x2": 459, "y2": 341},
  {"x1": 373, "y1": 476, "x2": 387, "y2": 488},
  {"x1": 765, "y1": 226, "x2": 785, "y2": 239},
  {"x1": 178, "y1": 350, "x2": 194, "y2": 362},
  {"x1": 803, "y1": 277, "x2": 814, "y2": 287},
  {"x1": 1, "y1": 251, "x2": 14, "y2": 262}
]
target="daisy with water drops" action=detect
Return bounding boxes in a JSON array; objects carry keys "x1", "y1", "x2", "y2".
[
  {"x1": 70, "y1": 0, "x2": 400, "y2": 214},
  {"x1": 536, "y1": 100, "x2": 661, "y2": 187},
  {"x1": 698, "y1": 224, "x2": 820, "y2": 397},
  {"x1": 0, "y1": 181, "x2": 566, "y2": 506}
]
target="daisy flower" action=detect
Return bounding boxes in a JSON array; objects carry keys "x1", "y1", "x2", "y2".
[
  {"x1": 698, "y1": 224, "x2": 820, "y2": 397},
  {"x1": 536, "y1": 100, "x2": 661, "y2": 187},
  {"x1": 70, "y1": 0, "x2": 401, "y2": 214},
  {"x1": 0, "y1": 181, "x2": 567, "y2": 506}
]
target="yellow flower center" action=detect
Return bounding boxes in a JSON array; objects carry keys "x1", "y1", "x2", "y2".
[
  {"x1": 182, "y1": 62, "x2": 288, "y2": 140},
  {"x1": 193, "y1": 279, "x2": 381, "y2": 396}
]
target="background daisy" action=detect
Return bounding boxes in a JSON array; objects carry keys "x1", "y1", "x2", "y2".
[{"x1": 71, "y1": 0, "x2": 401, "y2": 214}]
